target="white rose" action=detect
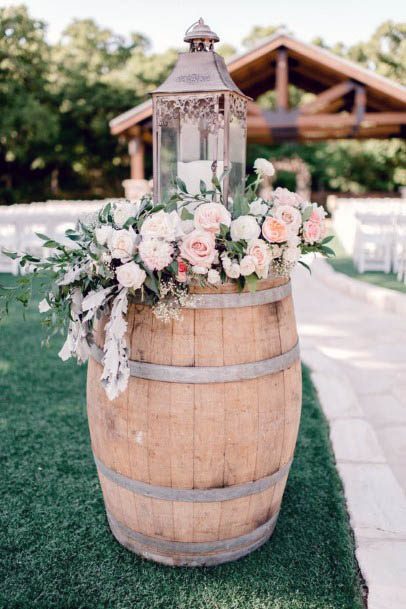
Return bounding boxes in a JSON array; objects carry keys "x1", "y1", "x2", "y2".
[
  {"x1": 113, "y1": 202, "x2": 139, "y2": 227},
  {"x1": 191, "y1": 265, "x2": 208, "y2": 275},
  {"x1": 38, "y1": 298, "x2": 51, "y2": 313},
  {"x1": 239, "y1": 255, "x2": 257, "y2": 276},
  {"x1": 116, "y1": 261, "x2": 146, "y2": 289},
  {"x1": 95, "y1": 225, "x2": 113, "y2": 246},
  {"x1": 249, "y1": 199, "x2": 268, "y2": 217},
  {"x1": 220, "y1": 253, "x2": 232, "y2": 270},
  {"x1": 283, "y1": 245, "x2": 301, "y2": 264},
  {"x1": 230, "y1": 215, "x2": 261, "y2": 242},
  {"x1": 225, "y1": 262, "x2": 241, "y2": 279},
  {"x1": 207, "y1": 269, "x2": 221, "y2": 285},
  {"x1": 254, "y1": 158, "x2": 275, "y2": 177},
  {"x1": 140, "y1": 210, "x2": 182, "y2": 241},
  {"x1": 109, "y1": 228, "x2": 136, "y2": 260}
]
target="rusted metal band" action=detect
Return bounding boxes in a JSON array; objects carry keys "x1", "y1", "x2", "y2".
[
  {"x1": 90, "y1": 340, "x2": 300, "y2": 384},
  {"x1": 187, "y1": 281, "x2": 291, "y2": 309},
  {"x1": 107, "y1": 509, "x2": 279, "y2": 566},
  {"x1": 94, "y1": 455, "x2": 292, "y2": 502}
]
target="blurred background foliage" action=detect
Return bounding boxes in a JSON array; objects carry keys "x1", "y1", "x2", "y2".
[{"x1": 0, "y1": 5, "x2": 405, "y2": 204}]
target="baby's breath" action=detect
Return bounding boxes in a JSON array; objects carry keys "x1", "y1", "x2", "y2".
[{"x1": 153, "y1": 280, "x2": 196, "y2": 323}]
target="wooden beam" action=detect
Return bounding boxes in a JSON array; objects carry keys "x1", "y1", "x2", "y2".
[
  {"x1": 300, "y1": 80, "x2": 355, "y2": 114},
  {"x1": 276, "y1": 48, "x2": 289, "y2": 111},
  {"x1": 129, "y1": 137, "x2": 145, "y2": 180},
  {"x1": 248, "y1": 111, "x2": 406, "y2": 131}
]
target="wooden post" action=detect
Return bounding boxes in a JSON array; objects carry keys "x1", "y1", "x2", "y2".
[
  {"x1": 352, "y1": 84, "x2": 366, "y2": 134},
  {"x1": 276, "y1": 48, "x2": 289, "y2": 111},
  {"x1": 129, "y1": 137, "x2": 145, "y2": 180}
]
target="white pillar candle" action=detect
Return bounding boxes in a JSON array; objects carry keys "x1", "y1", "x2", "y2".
[{"x1": 177, "y1": 160, "x2": 224, "y2": 195}]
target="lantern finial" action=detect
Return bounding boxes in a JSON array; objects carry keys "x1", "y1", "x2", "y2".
[{"x1": 184, "y1": 18, "x2": 219, "y2": 52}]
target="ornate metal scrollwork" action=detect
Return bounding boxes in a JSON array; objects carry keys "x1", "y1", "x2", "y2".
[
  {"x1": 230, "y1": 95, "x2": 247, "y2": 132},
  {"x1": 156, "y1": 94, "x2": 224, "y2": 132}
]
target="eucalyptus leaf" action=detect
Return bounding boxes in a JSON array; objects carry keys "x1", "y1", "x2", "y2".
[
  {"x1": 301, "y1": 207, "x2": 313, "y2": 222},
  {"x1": 181, "y1": 207, "x2": 194, "y2": 221}
]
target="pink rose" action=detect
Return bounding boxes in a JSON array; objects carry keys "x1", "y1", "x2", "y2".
[
  {"x1": 273, "y1": 187, "x2": 304, "y2": 208},
  {"x1": 262, "y1": 216, "x2": 288, "y2": 243},
  {"x1": 247, "y1": 238, "x2": 271, "y2": 278},
  {"x1": 180, "y1": 230, "x2": 216, "y2": 269},
  {"x1": 194, "y1": 202, "x2": 231, "y2": 234},
  {"x1": 303, "y1": 220, "x2": 323, "y2": 244},
  {"x1": 275, "y1": 205, "x2": 302, "y2": 234}
]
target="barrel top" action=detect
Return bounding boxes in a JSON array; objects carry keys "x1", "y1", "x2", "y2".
[{"x1": 190, "y1": 275, "x2": 288, "y2": 295}]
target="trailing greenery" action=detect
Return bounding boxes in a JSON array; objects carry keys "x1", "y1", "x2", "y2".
[
  {"x1": 0, "y1": 5, "x2": 405, "y2": 204},
  {"x1": 328, "y1": 234, "x2": 406, "y2": 293},
  {"x1": 0, "y1": 274, "x2": 364, "y2": 609}
]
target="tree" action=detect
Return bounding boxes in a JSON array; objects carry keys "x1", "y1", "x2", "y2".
[
  {"x1": 0, "y1": 5, "x2": 59, "y2": 202},
  {"x1": 348, "y1": 21, "x2": 406, "y2": 83},
  {"x1": 242, "y1": 25, "x2": 289, "y2": 48}
]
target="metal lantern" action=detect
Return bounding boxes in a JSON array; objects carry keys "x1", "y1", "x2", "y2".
[{"x1": 152, "y1": 18, "x2": 249, "y2": 205}]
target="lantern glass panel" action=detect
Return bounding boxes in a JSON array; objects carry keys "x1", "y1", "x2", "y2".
[
  {"x1": 159, "y1": 121, "x2": 179, "y2": 202},
  {"x1": 177, "y1": 115, "x2": 224, "y2": 196},
  {"x1": 229, "y1": 114, "x2": 246, "y2": 197}
]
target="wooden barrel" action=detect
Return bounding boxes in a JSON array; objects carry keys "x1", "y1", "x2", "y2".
[{"x1": 87, "y1": 276, "x2": 302, "y2": 566}]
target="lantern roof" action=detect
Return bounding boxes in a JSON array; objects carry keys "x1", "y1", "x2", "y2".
[{"x1": 152, "y1": 19, "x2": 249, "y2": 99}]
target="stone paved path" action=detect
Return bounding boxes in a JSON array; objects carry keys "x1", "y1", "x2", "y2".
[{"x1": 292, "y1": 260, "x2": 406, "y2": 609}]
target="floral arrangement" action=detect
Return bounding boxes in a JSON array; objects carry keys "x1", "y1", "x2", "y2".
[{"x1": 1, "y1": 159, "x2": 334, "y2": 400}]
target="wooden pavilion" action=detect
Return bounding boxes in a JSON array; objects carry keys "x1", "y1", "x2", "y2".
[{"x1": 110, "y1": 32, "x2": 406, "y2": 181}]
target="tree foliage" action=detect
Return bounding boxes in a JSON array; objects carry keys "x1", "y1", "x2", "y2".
[{"x1": 0, "y1": 7, "x2": 404, "y2": 204}]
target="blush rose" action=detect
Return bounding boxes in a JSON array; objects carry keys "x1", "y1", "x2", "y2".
[
  {"x1": 194, "y1": 202, "x2": 231, "y2": 234},
  {"x1": 262, "y1": 216, "x2": 288, "y2": 243},
  {"x1": 180, "y1": 230, "x2": 216, "y2": 269}
]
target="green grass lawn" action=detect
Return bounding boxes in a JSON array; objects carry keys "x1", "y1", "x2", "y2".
[
  {"x1": 0, "y1": 274, "x2": 364, "y2": 609},
  {"x1": 328, "y1": 234, "x2": 406, "y2": 294}
]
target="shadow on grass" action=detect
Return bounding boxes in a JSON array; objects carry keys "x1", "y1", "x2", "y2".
[{"x1": 0, "y1": 275, "x2": 363, "y2": 609}]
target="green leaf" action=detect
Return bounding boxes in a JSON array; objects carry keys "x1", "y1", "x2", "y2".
[
  {"x1": 320, "y1": 245, "x2": 335, "y2": 257},
  {"x1": 302, "y1": 207, "x2": 313, "y2": 222},
  {"x1": 181, "y1": 207, "x2": 194, "y2": 221},
  {"x1": 123, "y1": 216, "x2": 138, "y2": 229},
  {"x1": 43, "y1": 240, "x2": 59, "y2": 248},
  {"x1": 35, "y1": 232, "x2": 51, "y2": 241},
  {"x1": 167, "y1": 260, "x2": 178, "y2": 274},
  {"x1": 211, "y1": 175, "x2": 221, "y2": 192},
  {"x1": 2, "y1": 249, "x2": 19, "y2": 260},
  {"x1": 23, "y1": 254, "x2": 41, "y2": 262},
  {"x1": 321, "y1": 235, "x2": 334, "y2": 244},
  {"x1": 65, "y1": 231, "x2": 81, "y2": 241},
  {"x1": 175, "y1": 177, "x2": 188, "y2": 194},
  {"x1": 164, "y1": 200, "x2": 178, "y2": 213},
  {"x1": 144, "y1": 273, "x2": 159, "y2": 296},
  {"x1": 298, "y1": 260, "x2": 312, "y2": 273},
  {"x1": 199, "y1": 180, "x2": 207, "y2": 195},
  {"x1": 232, "y1": 190, "x2": 250, "y2": 218},
  {"x1": 245, "y1": 273, "x2": 258, "y2": 293}
]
